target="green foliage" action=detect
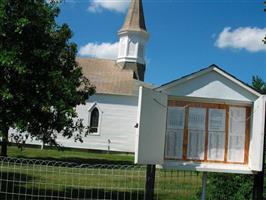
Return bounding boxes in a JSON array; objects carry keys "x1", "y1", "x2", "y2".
[
  {"x1": 0, "y1": 0, "x2": 95, "y2": 153},
  {"x1": 252, "y1": 76, "x2": 266, "y2": 94},
  {"x1": 205, "y1": 173, "x2": 253, "y2": 200}
]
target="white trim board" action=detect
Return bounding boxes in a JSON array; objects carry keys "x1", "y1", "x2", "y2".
[{"x1": 161, "y1": 160, "x2": 255, "y2": 174}]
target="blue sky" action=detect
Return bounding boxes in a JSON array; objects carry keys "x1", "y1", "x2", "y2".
[{"x1": 57, "y1": 0, "x2": 266, "y2": 86}]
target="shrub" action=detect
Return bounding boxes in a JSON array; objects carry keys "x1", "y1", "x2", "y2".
[{"x1": 205, "y1": 173, "x2": 253, "y2": 200}]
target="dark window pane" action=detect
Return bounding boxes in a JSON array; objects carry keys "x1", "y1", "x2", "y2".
[{"x1": 90, "y1": 108, "x2": 99, "y2": 133}]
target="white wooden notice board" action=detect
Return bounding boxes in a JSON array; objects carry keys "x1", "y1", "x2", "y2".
[{"x1": 135, "y1": 87, "x2": 266, "y2": 174}]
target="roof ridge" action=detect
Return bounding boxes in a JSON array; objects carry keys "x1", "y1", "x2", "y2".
[{"x1": 159, "y1": 64, "x2": 216, "y2": 88}]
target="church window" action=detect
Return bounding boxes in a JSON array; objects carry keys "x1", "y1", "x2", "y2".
[
  {"x1": 89, "y1": 107, "x2": 99, "y2": 133},
  {"x1": 128, "y1": 40, "x2": 137, "y2": 56}
]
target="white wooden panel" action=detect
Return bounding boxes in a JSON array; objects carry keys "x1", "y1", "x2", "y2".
[
  {"x1": 167, "y1": 107, "x2": 185, "y2": 129},
  {"x1": 165, "y1": 107, "x2": 185, "y2": 159},
  {"x1": 249, "y1": 95, "x2": 266, "y2": 171},
  {"x1": 187, "y1": 108, "x2": 206, "y2": 160},
  {"x1": 165, "y1": 129, "x2": 176, "y2": 157},
  {"x1": 135, "y1": 87, "x2": 167, "y2": 164},
  {"x1": 165, "y1": 129, "x2": 184, "y2": 159},
  {"x1": 227, "y1": 107, "x2": 246, "y2": 163},
  {"x1": 207, "y1": 109, "x2": 226, "y2": 161}
]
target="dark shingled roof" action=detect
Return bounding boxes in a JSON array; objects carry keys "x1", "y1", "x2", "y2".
[
  {"x1": 119, "y1": 0, "x2": 147, "y2": 34},
  {"x1": 77, "y1": 57, "x2": 153, "y2": 96}
]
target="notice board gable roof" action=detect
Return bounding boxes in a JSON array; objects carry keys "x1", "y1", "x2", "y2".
[{"x1": 156, "y1": 64, "x2": 261, "y2": 98}]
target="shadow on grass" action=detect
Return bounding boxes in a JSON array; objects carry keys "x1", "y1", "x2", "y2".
[
  {"x1": 0, "y1": 188, "x2": 145, "y2": 200},
  {"x1": 0, "y1": 172, "x2": 145, "y2": 200},
  {"x1": 12, "y1": 155, "x2": 134, "y2": 165}
]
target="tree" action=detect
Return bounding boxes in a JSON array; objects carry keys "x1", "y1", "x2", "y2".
[
  {"x1": 252, "y1": 76, "x2": 266, "y2": 94},
  {"x1": 0, "y1": 0, "x2": 95, "y2": 156}
]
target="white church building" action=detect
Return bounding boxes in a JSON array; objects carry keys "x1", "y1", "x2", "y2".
[
  {"x1": 13, "y1": 0, "x2": 263, "y2": 155},
  {"x1": 55, "y1": 0, "x2": 152, "y2": 152}
]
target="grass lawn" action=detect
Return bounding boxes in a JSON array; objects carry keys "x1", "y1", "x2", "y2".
[
  {"x1": 8, "y1": 145, "x2": 134, "y2": 165},
  {"x1": 0, "y1": 145, "x2": 201, "y2": 200}
]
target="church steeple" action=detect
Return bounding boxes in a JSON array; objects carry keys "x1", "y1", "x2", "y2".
[
  {"x1": 119, "y1": 0, "x2": 147, "y2": 34},
  {"x1": 116, "y1": 0, "x2": 149, "y2": 81}
]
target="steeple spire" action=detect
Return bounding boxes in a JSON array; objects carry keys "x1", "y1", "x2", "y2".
[
  {"x1": 116, "y1": 0, "x2": 149, "y2": 81},
  {"x1": 118, "y1": 0, "x2": 147, "y2": 34}
]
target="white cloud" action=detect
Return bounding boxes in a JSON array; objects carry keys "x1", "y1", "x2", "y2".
[
  {"x1": 215, "y1": 27, "x2": 266, "y2": 52},
  {"x1": 79, "y1": 42, "x2": 119, "y2": 59},
  {"x1": 88, "y1": 0, "x2": 130, "y2": 13}
]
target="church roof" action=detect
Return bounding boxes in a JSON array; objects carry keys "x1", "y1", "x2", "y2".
[
  {"x1": 77, "y1": 58, "x2": 153, "y2": 96},
  {"x1": 119, "y1": 0, "x2": 147, "y2": 34}
]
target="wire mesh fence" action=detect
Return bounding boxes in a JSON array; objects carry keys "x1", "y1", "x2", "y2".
[
  {"x1": 156, "y1": 169, "x2": 201, "y2": 200},
  {"x1": 0, "y1": 156, "x2": 202, "y2": 200}
]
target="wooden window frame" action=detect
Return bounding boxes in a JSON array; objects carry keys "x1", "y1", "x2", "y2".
[{"x1": 165, "y1": 100, "x2": 251, "y2": 165}]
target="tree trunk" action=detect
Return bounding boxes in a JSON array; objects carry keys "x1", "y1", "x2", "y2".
[{"x1": 1, "y1": 126, "x2": 9, "y2": 157}]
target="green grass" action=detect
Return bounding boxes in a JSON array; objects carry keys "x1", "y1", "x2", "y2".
[
  {"x1": 0, "y1": 145, "x2": 201, "y2": 200},
  {"x1": 8, "y1": 145, "x2": 134, "y2": 165}
]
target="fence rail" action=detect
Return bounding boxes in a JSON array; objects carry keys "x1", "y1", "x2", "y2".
[{"x1": 0, "y1": 157, "x2": 202, "y2": 200}]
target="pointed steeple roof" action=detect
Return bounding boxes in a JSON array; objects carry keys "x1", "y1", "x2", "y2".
[{"x1": 118, "y1": 0, "x2": 147, "y2": 34}]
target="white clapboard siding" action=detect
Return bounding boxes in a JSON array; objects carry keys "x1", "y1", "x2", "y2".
[
  {"x1": 17, "y1": 94, "x2": 139, "y2": 153},
  {"x1": 60, "y1": 94, "x2": 138, "y2": 152}
]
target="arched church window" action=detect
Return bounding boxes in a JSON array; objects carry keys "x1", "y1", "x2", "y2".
[{"x1": 90, "y1": 107, "x2": 99, "y2": 133}]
